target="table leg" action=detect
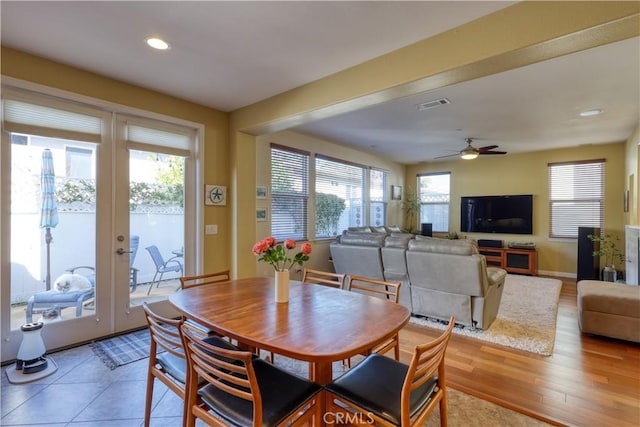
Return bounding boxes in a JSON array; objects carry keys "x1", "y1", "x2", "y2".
[{"x1": 311, "y1": 361, "x2": 333, "y2": 425}]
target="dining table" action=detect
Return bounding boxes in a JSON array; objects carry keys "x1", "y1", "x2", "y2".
[{"x1": 169, "y1": 276, "x2": 411, "y2": 386}]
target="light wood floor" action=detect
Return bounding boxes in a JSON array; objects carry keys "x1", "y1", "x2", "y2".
[{"x1": 398, "y1": 277, "x2": 640, "y2": 427}]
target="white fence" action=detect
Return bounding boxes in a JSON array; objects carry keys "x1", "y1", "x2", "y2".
[{"x1": 10, "y1": 211, "x2": 184, "y2": 304}]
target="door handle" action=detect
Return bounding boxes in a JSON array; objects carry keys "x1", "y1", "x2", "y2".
[{"x1": 116, "y1": 248, "x2": 132, "y2": 255}]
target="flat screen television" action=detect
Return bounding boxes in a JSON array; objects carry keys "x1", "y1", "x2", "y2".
[{"x1": 460, "y1": 195, "x2": 533, "y2": 234}]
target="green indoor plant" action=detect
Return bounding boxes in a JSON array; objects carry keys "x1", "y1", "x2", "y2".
[{"x1": 588, "y1": 232, "x2": 625, "y2": 281}]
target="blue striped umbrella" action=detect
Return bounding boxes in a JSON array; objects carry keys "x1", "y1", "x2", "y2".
[{"x1": 40, "y1": 149, "x2": 58, "y2": 290}]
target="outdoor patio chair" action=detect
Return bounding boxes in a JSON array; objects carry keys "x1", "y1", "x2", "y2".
[
  {"x1": 145, "y1": 245, "x2": 184, "y2": 295},
  {"x1": 25, "y1": 271, "x2": 94, "y2": 322}
]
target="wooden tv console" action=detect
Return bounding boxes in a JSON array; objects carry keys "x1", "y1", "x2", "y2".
[{"x1": 478, "y1": 246, "x2": 538, "y2": 276}]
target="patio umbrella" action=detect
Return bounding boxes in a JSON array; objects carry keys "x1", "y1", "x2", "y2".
[{"x1": 40, "y1": 149, "x2": 59, "y2": 290}]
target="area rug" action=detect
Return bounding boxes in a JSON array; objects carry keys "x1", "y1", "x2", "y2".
[
  {"x1": 410, "y1": 275, "x2": 562, "y2": 356},
  {"x1": 271, "y1": 354, "x2": 553, "y2": 426},
  {"x1": 90, "y1": 328, "x2": 151, "y2": 370}
]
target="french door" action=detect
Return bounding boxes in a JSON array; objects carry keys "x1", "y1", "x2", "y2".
[{"x1": 1, "y1": 85, "x2": 201, "y2": 362}]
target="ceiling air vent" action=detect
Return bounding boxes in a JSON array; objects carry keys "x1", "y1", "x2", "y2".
[{"x1": 416, "y1": 98, "x2": 450, "y2": 111}]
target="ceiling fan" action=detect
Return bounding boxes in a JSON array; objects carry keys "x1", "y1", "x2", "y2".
[{"x1": 436, "y1": 138, "x2": 507, "y2": 160}]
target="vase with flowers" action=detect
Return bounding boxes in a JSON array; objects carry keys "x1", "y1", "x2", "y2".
[
  {"x1": 252, "y1": 237, "x2": 312, "y2": 302},
  {"x1": 588, "y1": 232, "x2": 625, "y2": 282}
]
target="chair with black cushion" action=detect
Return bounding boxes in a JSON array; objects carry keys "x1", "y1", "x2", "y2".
[
  {"x1": 179, "y1": 269, "x2": 230, "y2": 290},
  {"x1": 302, "y1": 268, "x2": 346, "y2": 289},
  {"x1": 325, "y1": 316, "x2": 455, "y2": 426},
  {"x1": 145, "y1": 245, "x2": 183, "y2": 295},
  {"x1": 181, "y1": 325, "x2": 322, "y2": 427},
  {"x1": 347, "y1": 274, "x2": 402, "y2": 361},
  {"x1": 142, "y1": 302, "x2": 243, "y2": 427}
]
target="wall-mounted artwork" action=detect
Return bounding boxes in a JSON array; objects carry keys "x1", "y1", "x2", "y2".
[
  {"x1": 256, "y1": 186, "x2": 268, "y2": 199},
  {"x1": 205, "y1": 185, "x2": 227, "y2": 206},
  {"x1": 391, "y1": 185, "x2": 402, "y2": 201},
  {"x1": 256, "y1": 208, "x2": 268, "y2": 222}
]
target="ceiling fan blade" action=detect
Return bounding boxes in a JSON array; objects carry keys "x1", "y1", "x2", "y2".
[
  {"x1": 478, "y1": 145, "x2": 499, "y2": 151},
  {"x1": 479, "y1": 151, "x2": 507, "y2": 155},
  {"x1": 434, "y1": 153, "x2": 460, "y2": 159}
]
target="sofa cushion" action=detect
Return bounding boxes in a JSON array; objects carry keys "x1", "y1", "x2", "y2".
[
  {"x1": 348, "y1": 226, "x2": 371, "y2": 233},
  {"x1": 578, "y1": 280, "x2": 640, "y2": 318},
  {"x1": 370, "y1": 226, "x2": 388, "y2": 233},
  {"x1": 339, "y1": 232, "x2": 386, "y2": 247},
  {"x1": 384, "y1": 235, "x2": 412, "y2": 248},
  {"x1": 408, "y1": 237, "x2": 478, "y2": 255}
]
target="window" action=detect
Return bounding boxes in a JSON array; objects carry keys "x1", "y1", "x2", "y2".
[
  {"x1": 315, "y1": 155, "x2": 365, "y2": 238},
  {"x1": 369, "y1": 168, "x2": 387, "y2": 227},
  {"x1": 271, "y1": 145, "x2": 309, "y2": 241},
  {"x1": 418, "y1": 173, "x2": 450, "y2": 232},
  {"x1": 548, "y1": 159, "x2": 604, "y2": 238}
]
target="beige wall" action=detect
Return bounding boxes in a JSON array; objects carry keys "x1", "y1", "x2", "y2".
[
  {"x1": 1, "y1": 47, "x2": 232, "y2": 274},
  {"x1": 253, "y1": 131, "x2": 405, "y2": 278},
  {"x1": 406, "y1": 143, "x2": 626, "y2": 276},
  {"x1": 229, "y1": 1, "x2": 639, "y2": 277},
  {"x1": 625, "y1": 124, "x2": 640, "y2": 225},
  {"x1": 3, "y1": 2, "x2": 638, "y2": 279}
]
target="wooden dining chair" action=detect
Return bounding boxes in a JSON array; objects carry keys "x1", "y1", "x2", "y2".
[
  {"x1": 302, "y1": 268, "x2": 346, "y2": 289},
  {"x1": 346, "y1": 275, "x2": 402, "y2": 361},
  {"x1": 142, "y1": 302, "x2": 243, "y2": 427},
  {"x1": 325, "y1": 316, "x2": 456, "y2": 426},
  {"x1": 181, "y1": 325, "x2": 322, "y2": 427},
  {"x1": 179, "y1": 269, "x2": 231, "y2": 290}
]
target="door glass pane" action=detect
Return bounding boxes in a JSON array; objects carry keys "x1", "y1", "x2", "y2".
[
  {"x1": 10, "y1": 134, "x2": 96, "y2": 329},
  {"x1": 128, "y1": 150, "x2": 184, "y2": 305}
]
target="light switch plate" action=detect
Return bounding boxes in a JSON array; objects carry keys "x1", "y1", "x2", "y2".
[{"x1": 205, "y1": 224, "x2": 218, "y2": 235}]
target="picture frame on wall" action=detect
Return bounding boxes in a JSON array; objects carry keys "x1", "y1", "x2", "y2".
[
  {"x1": 256, "y1": 186, "x2": 268, "y2": 199},
  {"x1": 256, "y1": 208, "x2": 268, "y2": 222},
  {"x1": 391, "y1": 185, "x2": 402, "y2": 201},
  {"x1": 205, "y1": 185, "x2": 227, "y2": 206}
]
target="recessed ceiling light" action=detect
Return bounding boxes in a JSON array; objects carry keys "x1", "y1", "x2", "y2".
[
  {"x1": 579, "y1": 109, "x2": 603, "y2": 117},
  {"x1": 146, "y1": 37, "x2": 170, "y2": 50}
]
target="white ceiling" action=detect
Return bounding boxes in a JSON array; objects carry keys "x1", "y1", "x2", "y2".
[{"x1": 2, "y1": 1, "x2": 639, "y2": 164}]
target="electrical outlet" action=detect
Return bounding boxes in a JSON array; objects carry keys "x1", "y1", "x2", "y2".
[{"x1": 205, "y1": 224, "x2": 218, "y2": 235}]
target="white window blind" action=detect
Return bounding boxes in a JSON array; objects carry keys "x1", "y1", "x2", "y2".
[
  {"x1": 271, "y1": 145, "x2": 309, "y2": 241},
  {"x1": 369, "y1": 168, "x2": 387, "y2": 227},
  {"x1": 315, "y1": 155, "x2": 365, "y2": 238},
  {"x1": 2, "y1": 98, "x2": 103, "y2": 143},
  {"x1": 418, "y1": 172, "x2": 450, "y2": 232},
  {"x1": 124, "y1": 119, "x2": 193, "y2": 157},
  {"x1": 549, "y1": 160, "x2": 605, "y2": 238}
]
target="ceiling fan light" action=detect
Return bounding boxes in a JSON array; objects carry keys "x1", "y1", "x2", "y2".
[{"x1": 460, "y1": 148, "x2": 479, "y2": 160}]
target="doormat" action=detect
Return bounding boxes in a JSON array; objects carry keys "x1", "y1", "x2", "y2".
[{"x1": 90, "y1": 328, "x2": 152, "y2": 370}]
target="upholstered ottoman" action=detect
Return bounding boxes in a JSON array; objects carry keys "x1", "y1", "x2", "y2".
[{"x1": 577, "y1": 280, "x2": 640, "y2": 343}]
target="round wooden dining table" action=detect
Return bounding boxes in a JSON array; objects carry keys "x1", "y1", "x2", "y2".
[{"x1": 169, "y1": 276, "x2": 410, "y2": 385}]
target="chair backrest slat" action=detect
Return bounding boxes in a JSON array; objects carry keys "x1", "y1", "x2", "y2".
[
  {"x1": 303, "y1": 268, "x2": 346, "y2": 289},
  {"x1": 180, "y1": 270, "x2": 231, "y2": 290},
  {"x1": 347, "y1": 275, "x2": 401, "y2": 303}
]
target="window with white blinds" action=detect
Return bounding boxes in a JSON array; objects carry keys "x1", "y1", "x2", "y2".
[
  {"x1": 548, "y1": 159, "x2": 605, "y2": 238},
  {"x1": 369, "y1": 168, "x2": 387, "y2": 227},
  {"x1": 271, "y1": 146, "x2": 309, "y2": 241},
  {"x1": 315, "y1": 155, "x2": 365, "y2": 238},
  {"x1": 418, "y1": 172, "x2": 450, "y2": 232},
  {"x1": 2, "y1": 96, "x2": 103, "y2": 143}
]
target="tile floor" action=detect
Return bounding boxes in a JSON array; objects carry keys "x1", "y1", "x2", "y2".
[{"x1": 1, "y1": 340, "x2": 202, "y2": 426}]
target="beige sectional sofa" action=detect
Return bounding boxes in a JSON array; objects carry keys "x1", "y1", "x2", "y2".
[
  {"x1": 329, "y1": 230, "x2": 507, "y2": 329},
  {"x1": 577, "y1": 280, "x2": 640, "y2": 343}
]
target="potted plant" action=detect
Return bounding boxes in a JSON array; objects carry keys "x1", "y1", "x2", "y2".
[
  {"x1": 401, "y1": 187, "x2": 420, "y2": 233},
  {"x1": 588, "y1": 233, "x2": 625, "y2": 282}
]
